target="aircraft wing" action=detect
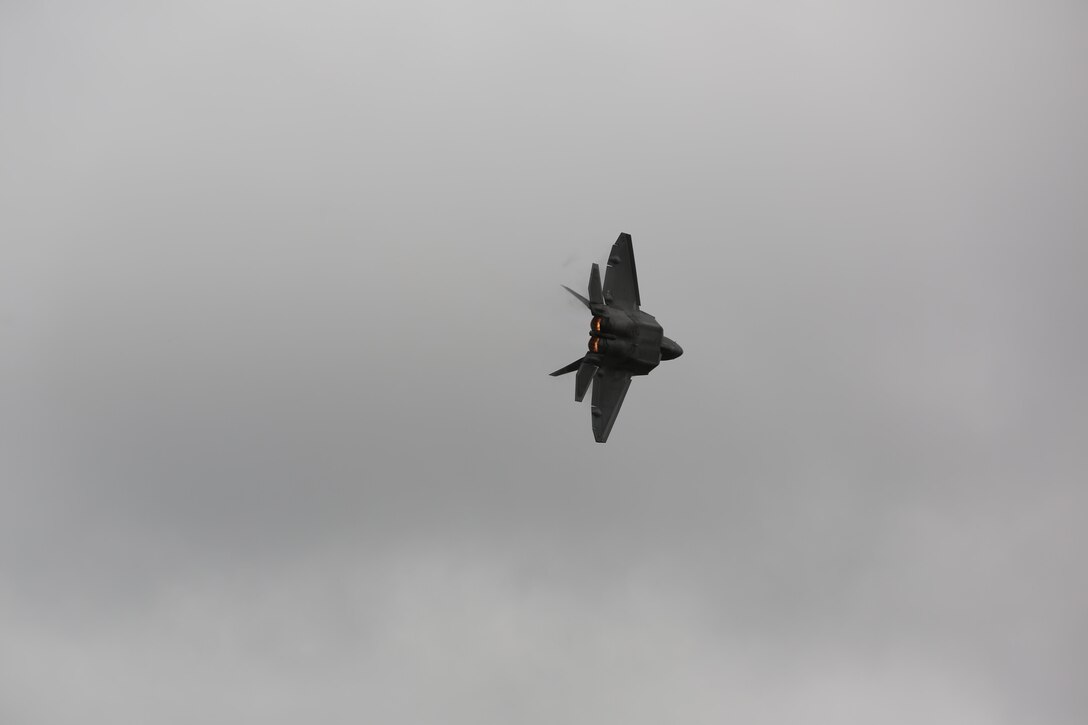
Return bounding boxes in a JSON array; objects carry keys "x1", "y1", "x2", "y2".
[
  {"x1": 603, "y1": 232, "x2": 641, "y2": 310},
  {"x1": 591, "y1": 367, "x2": 633, "y2": 443}
]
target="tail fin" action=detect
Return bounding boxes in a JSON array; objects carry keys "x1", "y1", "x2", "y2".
[
  {"x1": 575, "y1": 359, "x2": 597, "y2": 401},
  {"x1": 564, "y1": 263, "x2": 604, "y2": 309},
  {"x1": 549, "y1": 357, "x2": 597, "y2": 401},
  {"x1": 588, "y1": 263, "x2": 604, "y2": 306}
]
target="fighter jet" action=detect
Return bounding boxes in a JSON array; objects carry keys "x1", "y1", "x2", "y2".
[{"x1": 551, "y1": 233, "x2": 683, "y2": 442}]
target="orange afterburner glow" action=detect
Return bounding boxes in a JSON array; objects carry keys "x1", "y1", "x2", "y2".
[
  {"x1": 588, "y1": 337, "x2": 601, "y2": 353},
  {"x1": 592, "y1": 316, "x2": 603, "y2": 333}
]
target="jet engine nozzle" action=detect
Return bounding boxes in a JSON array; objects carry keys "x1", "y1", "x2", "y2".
[
  {"x1": 589, "y1": 337, "x2": 631, "y2": 356},
  {"x1": 591, "y1": 313, "x2": 635, "y2": 337}
]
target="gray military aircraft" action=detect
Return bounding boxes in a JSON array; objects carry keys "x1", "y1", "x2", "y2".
[{"x1": 551, "y1": 233, "x2": 683, "y2": 442}]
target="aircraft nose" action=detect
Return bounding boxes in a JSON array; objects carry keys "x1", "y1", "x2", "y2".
[{"x1": 660, "y1": 336, "x2": 683, "y2": 360}]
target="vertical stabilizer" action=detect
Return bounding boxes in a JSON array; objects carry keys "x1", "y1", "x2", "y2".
[
  {"x1": 575, "y1": 360, "x2": 597, "y2": 401},
  {"x1": 588, "y1": 263, "x2": 604, "y2": 306}
]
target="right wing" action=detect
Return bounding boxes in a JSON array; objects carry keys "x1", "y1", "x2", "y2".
[
  {"x1": 602, "y1": 233, "x2": 641, "y2": 310},
  {"x1": 591, "y1": 367, "x2": 633, "y2": 443}
]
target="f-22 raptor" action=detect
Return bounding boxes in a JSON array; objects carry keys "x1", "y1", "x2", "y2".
[{"x1": 551, "y1": 233, "x2": 683, "y2": 442}]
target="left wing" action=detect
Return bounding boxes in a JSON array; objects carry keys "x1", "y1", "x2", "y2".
[
  {"x1": 603, "y1": 233, "x2": 640, "y2": 310},
  {"x1": 591, "y1": 367, "x2": 633, "y2": 443}
]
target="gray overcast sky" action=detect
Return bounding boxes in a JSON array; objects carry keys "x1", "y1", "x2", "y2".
[{"x1": 2, "y1": 1, "x2": 1086, "y2": 723}]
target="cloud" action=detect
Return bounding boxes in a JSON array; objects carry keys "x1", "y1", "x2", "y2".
[{"x1": 1, "y1": 0, "x2": 1086, "y2": 722}]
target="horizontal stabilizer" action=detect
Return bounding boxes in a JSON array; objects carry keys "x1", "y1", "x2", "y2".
[
  {"x1": 562, "y1": 285, "x2": 592, "y2": 309},
  {"x1": 549, "y1": 358, "x2": 584, "y2": 377}
]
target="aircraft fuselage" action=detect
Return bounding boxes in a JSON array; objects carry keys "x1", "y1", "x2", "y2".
[
  {"x1": 588, "y1": 307, "x2": 665, "y2": 376},
  {"x1": 551, "y1": 233, "x2": 683, "y2": 442}
]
